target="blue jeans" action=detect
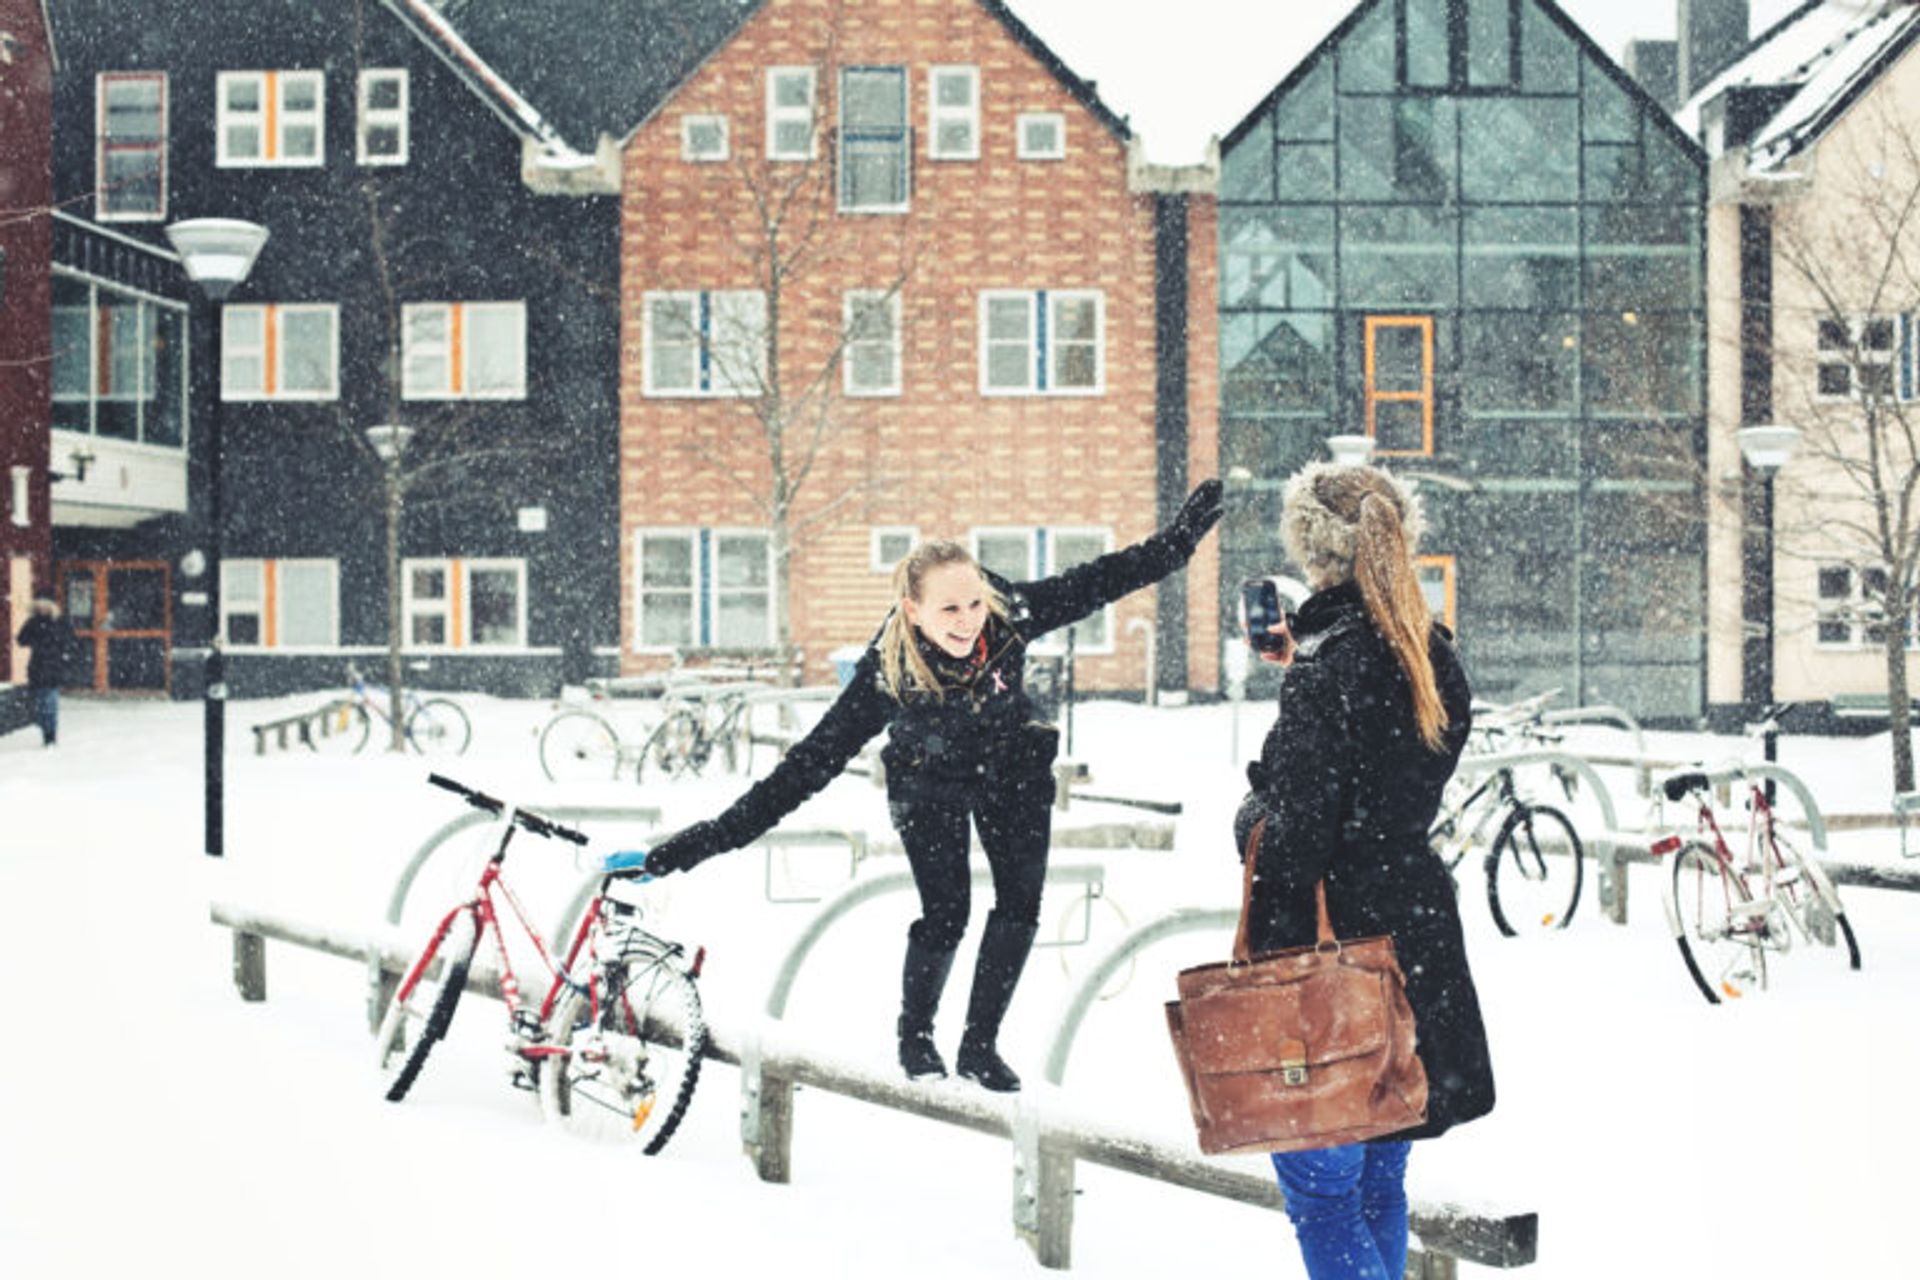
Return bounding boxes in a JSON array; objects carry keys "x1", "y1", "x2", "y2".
[
  {"x1": 1271, "y1": 1140, "x2": 1412, "y2": 1280},
  {"x1": 31, "y1": 688, "x2": 58, "y2": 745}
]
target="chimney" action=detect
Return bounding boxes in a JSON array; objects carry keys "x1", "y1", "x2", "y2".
[
  {"x1": 1625, "y1": 39, "x2": 1680, "y2": 111},
  {"x1": 1678, "y1": 0, "x2": 1751, "y2": 102}
]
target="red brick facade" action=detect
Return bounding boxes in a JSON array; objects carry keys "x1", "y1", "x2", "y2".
[{"x1": 619, "y1": 0, "x2": 1218, "y2": 692}]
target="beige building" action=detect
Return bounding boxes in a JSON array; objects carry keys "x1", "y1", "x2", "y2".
[{"x1": 1683, "y1": 2, "x2": 1920, "y2": 731}]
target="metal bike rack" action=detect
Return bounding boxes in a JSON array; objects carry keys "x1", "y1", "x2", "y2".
[{"x1": 1539, "y1": 703, "x2": 1648, "y2": 792}]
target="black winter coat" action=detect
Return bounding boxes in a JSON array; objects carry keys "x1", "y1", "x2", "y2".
[
  {"x1": 15, "y1": 614, "x2": 74, "y2": 689},
  {"x1": 705, "y1": 528, "x2": 1201, "y2": 851},
  {"x1": 1239, "y1": 580, "x2": 1494, "y2": 1141}
]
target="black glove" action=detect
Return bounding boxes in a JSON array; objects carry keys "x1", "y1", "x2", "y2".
[
  {"x1": 1165, "y1": 478, "x2": 1224, "y2": 555},
  {"x1": 643, "y1": 819, "x2": 730, "y2": 877}
]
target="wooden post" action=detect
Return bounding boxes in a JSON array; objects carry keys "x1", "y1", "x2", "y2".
[
  {"x1": 749, "y1": 1070, "x2": 795, "y2": 1184},
  {"x1": 232, "y1": 930, "x2": 266, "y2": 1001}
]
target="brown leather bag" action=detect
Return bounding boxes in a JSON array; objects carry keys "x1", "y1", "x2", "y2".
[{"x1": 1165, "y1": 819, "x2": 1428, "y2": 1155}]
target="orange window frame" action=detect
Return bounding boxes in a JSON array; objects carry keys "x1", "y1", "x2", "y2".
[
  {"x1": 1416, "y1": 554, "x2": 1456, "y2": 631},
  {"x1": 1364, "y1": 315, "x2": 1435, "y2": 457}
]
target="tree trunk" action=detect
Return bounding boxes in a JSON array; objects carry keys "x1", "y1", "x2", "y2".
[
  {"x1": 385, "y1": 473, "x2": 407, "y2": 752},
  {"x1": 1888, "y1": 624, "x2": 1914, "y2": 793}
]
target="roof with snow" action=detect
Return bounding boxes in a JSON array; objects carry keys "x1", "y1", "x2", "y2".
[
  {"x1": 1675, "y1": 0, "x2": 1920, "y2": 172},
  {"x1": 381, "y1": 0, "x2": 750, "y2": 157}
]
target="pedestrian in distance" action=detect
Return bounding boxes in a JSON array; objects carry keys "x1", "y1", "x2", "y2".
[
  {"x1": 644, "y1": 480, "x2": 1225, "y2": 1092},
  {"x1": 15, "y1": 592, "x2": 76, "y2": 748},
  {"x1": 1235, "y1": 462, "x2": 1494, "y2": 1280}
]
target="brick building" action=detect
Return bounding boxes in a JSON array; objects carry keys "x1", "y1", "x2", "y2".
[{"x1": 618, "y1": 0, "x2": 1220, "y2": 696}]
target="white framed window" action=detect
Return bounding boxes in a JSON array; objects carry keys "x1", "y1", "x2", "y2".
[
  {"x1": 403, "y1": 557, "x2": 527, "y2": 650},
  {"x1": 843, "y1": 289, "x2": 902, "y2": 396},
  {"x1": 221, "y1": 558, "x2": 340, "y2": 649},
  {"x1": 1814, "y1": 562, "x2": 1913, "y2": 649},
  {"x1": 766, "y1": 67, "x2": 816, "y2": 160},
  {"x1": 642, "y1": 289, "x2": 768, "y2": 397},
  {"x1": 632, "y1": 528, "x2": 774, "y2": 651},
  {"x1": 401, "y1": 302, "x2": 527, "y2": 399},
  {"x1": 972, "y1": 526, "x2": 1115, "y2": 652},
  {"x1": 357, "y1": 68, "x2": 409, "y2": 165},
  {"x1": 682, "y1": 114, "x2": 729, "y2": 162},
  {"x1": 871, "y1": 526, "x2": 918, "y2": 573},
  {"x1": 221, "y1": 304, "x2": 339, "y2": 401},
  {"x1": 839, "y1": 66, "x2": 909, "y2": 212},
  {"x1": 1816, "y1": 315, "x2": 1897, "y2": 401},
  {"x1": 1017, "y1": 112, "x2": 1066, "y2": 160},
  {"x1": 979, "y1": 289, "x2": 1105, "y2": 396},
  {"x1": 96, "y1": 72, "x2": 168, "y2": 220},
  {"x1": 216, "y1": 70, "x2": 325, "y2": 167},
  {"x1": 928, "y1": 66, "x2": 979, "y2": 160}
]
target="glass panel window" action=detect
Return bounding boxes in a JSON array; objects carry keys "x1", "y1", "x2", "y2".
[
  {"x1": 844, "y1": 290, "x2": 902, "y2": 396},
  {"x1": 219, "y1": 558, "x2": 338, "y2": 649},
  {"x1": 1463, "y1": 312, "x2": 1578, "y2": 416},
  {"x1": 404, "y1": 558, "x2": 524, "y2": 649},
  {"x1": 1521, "y1": 0, "x2": 1577, "y2": 91},
  {"x1": 1338, "y1": 0, "x2": 1394, "y2": 93},
  {"x1": 1341, "y1": 206, "x2": 1457, "y2": 309},
  {"x1": 277, "y1": 560, "x2": 338, "y2": 647},
  {"x1": 221, "y1": 560, "x2": 264, "y2": 647},
  {"x1": 840, "y1": 67, "x2": 909, "y2": 211},
  {"x1": 1017, "y1": 113, "x2": 1065, "y2": 160},
  {"x1": 979, "y1": 290, "x2": 1103, "y2": 395},
  {"x1": 216, "y1": 71, "x2": 324, "y2": 167},
  {"x1": 1464, "y1": 206, "x2": 1577, "y2": 309},
  {"x1": 1404, "y1": 0, "x2": 1451, "y2": 88},
  {"x1": 636, "y1": 532, "x2": 696, "y2": 649},
  {"x1": 713, "y1": 533, "x2": 772, "y2": 647},
  {"x1": 49, "y1": 276, "x2": 187, "y2": 444},
  {"x1": 973, "y1": 529, "x2": 1036, "y2": 582},
  {"x1": 1222, "y1": 206, "x2": 1335, "y2": 310},
  {"x1": 1816, "y1": 315, "x2": 1896, "y2": 402},
  {"x1": 1366, "y1": 316, "x2": 1434, "y2": 455},
  {"x1": 1584, "y1": 311, "x2": 1700, "y2": 416},
  {"x1": 222, "y1": 304, "x2": 339, "y2": 401},
  {"x1": 402, "y1": 302, "x2": 527, "y2": 399},
  {"x1": 766, "y1": 67, "x2": 816, "y2": 160},
  {"x1": 642, "y1": 290, "x2": 768, "y2": 397},
  {"x1": 1221, "y1": 113, "x2": 1274, "y2": 202},
  {"x1": 406, "y1": 563, "x2": 449, "y2": 647},
  {"x1": 467, "y1": 564, "x2": 523, "y2": 647},
  {"x1": 1466, "y1": 0, "x2": 1514, "y2": 87},
  {"x1": 872, "y1": 527, "x2": 918, "y2": 572},
  {"x1": 1049, "y1": 529, "x2": 1112, "y2": 648},
  {"x1": 1273, "y1": 59, "x2": 1333, "y2": 142},
  {"x1": 1221, "y1": 311, "x2": 1335, "y2": 418},
  {"x1": 1274, "y1": 143, "x2": 1334, "y2": 200},
  {"x1": 682, "y1": 114, "x2": 728, "y2": 162},
  {"x1": 929, "y1": 66, "x2": 979, "y2": 160},
  {"x1": 1814, "y1": 563, "x2": 1910, "y2": 649},
  {"x1": 97, "y1": 73, "x2": 167, "y2": 220},
  {"x1": 973, "y1": 528, "x2": 1117, "y2": 653},
  {"x1": 357, "y1": 69, "x2": 408, "y2": 165},
  {"x1": 1460, "y1": 96, "x2": 1576, "y2": 199}
]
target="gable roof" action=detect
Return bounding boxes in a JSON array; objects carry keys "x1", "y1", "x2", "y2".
[
  {"x1": 1676, "y1": 0, "x2": 1920, "y2": 173},
  {"x1": 382, "y1": 0, "x2": 750, "y2": 157}
]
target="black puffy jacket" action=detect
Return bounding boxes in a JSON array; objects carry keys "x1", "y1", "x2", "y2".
[
  {"x1": 706, "y1": 527, "x2": 1200, "y2": 848},
  {"x1": 1240, "y1": 579, "x2": 1494, "y2": 1141}
]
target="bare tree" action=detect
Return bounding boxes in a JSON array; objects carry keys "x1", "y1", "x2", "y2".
[
  {"x1": 1768, "y1": 97, "x2": 1920, "y2": 789},
  {"x1": 649, "y1": 3, "x2": 920, "y2": 680}
]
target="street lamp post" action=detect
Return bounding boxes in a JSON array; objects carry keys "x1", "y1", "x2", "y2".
[
  {"x1": 1736, "y1": 422, "x2": 1801, "y2": 787},
  {"x1": 166, "y1": 218, "x2": 269, "y2": 859}
]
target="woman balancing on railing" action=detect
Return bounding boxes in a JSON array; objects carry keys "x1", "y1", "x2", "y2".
[
  {"x1": 1237, "y1": 462, "x2": 1493, "y2": 1280},
  {"x1": 643, "y1": 480, "x2": 1224, "y2": 1092}
]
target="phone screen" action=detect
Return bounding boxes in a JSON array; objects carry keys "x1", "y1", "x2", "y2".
[{"x1": 1241, "y1": 579, "x2": 1289, "y2": 654}]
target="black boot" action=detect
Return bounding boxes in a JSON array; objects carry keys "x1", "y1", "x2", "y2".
[
  {"x1": 955, "y1": 913, "x2": 1038, "y2": 1093},
  {"x1": 898, "y1": 936, "x2": 957, "y2": 1081}
]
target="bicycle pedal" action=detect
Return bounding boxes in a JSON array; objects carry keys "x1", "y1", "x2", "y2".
[{"x1": 508, "y1": 1067, "x2": 539, "y2": 1092}]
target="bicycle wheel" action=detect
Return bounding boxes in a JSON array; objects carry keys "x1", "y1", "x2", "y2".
[
  {"x1": 540, "y1": 710, "x2": 622, "y2": 782},
  {"x1": 377, "y1": 907, "x2": 480, "y2": 1101},
  {"x1": 307, "y1": 701, "x2": 370, "y2": 756},
  {"x1": 639, "y1": 706, "x2": 704, "y2": 780},
  {"x1": 1768, "y1": 828, "x2": 1863, "y2": 973},
  {"x1": 1668, "y1": 841, "x2": 1760, "y2": 1004},
  {"x1": 406, "y1": 697, "x2": 472, "y2": 756},
  {"x1": 1485, "y1": 803, "x2": 1584, "y2": 935},
  {"x1": 539, "y1": 947, "x2": 706, "y2": 1154}
]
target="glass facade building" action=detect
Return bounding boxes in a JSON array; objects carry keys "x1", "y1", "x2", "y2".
[{"x1": 1218, "y1": 0, "x2": 1707, "y2": 719}]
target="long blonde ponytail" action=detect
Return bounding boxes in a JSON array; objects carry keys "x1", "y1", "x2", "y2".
[{"x1": 1282, "y1": 464, "x2": 1448, "y2": 750}]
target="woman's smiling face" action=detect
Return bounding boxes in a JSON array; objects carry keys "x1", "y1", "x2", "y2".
[{"x1": 903, "y1": 560, "x2": 989, "y2": 658}]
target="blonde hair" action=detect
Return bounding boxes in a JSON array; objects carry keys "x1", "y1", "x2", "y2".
[
  {"x1": 1281, "y1": 463, "x2": 1448, "y2": 750},
  {"x1": 877, "y1": 539, "x2": 1006, "y2": 700}
]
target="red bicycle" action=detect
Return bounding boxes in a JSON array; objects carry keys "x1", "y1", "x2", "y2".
[
  {"x1": 1651, "y1": 770, "x2": 1861, "y2": 1004},
  {"x1": 376, "y1": 774, "x2": 708, "y2": 1153}
]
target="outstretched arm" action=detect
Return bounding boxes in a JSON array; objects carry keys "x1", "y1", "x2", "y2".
[
  {"x1": 1015, "y1": 479, "x2": 1223, "y2": 639},
  {"x1": 645, "y1": 651, "x2": 894, "y2": 875}
]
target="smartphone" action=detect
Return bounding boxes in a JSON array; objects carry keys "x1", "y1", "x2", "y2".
[{"x1": 1240, "y1": 576, "x2": 1307, "y2": 656}]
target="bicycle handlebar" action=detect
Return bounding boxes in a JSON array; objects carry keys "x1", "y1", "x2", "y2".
[{"x1": 426, "y1": 773, "x2": 589, "y2": 845}]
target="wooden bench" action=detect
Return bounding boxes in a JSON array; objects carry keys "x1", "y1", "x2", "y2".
[
  {"x1": 1830, "y1": 693, "x2": 1920, "y2": 721},
  {"x1": 250, "y1": 700, "x2": 352, "y2": 754}
]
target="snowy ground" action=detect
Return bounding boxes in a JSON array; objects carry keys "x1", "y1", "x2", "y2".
[{"x1": 1, "y1": 690, "x2": 1913, "y2": 1278}]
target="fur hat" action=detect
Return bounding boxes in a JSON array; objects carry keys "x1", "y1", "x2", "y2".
[{"x1": 1280, "y1": 462, "x2": 1425, "y2": 585}]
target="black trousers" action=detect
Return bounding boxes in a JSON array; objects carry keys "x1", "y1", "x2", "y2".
[{"x1": 892, "y1": 778, "x2": 1052, "y2": 953}]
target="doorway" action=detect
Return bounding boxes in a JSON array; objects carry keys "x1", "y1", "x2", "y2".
[{"x1": 55, "y1": 560, "x2": 171, "y2": 692}]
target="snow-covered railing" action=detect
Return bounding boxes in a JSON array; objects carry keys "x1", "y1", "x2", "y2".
[{"x1": 208, "y1": 898, "x2": 1538, "y2": 1274}]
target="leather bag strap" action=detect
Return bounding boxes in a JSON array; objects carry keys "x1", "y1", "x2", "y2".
[{"x1": 1232, "y1": 815, "x2": 1334, "y2": 965}]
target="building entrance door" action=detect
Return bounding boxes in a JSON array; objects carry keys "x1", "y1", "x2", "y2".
[{"x1": 56, "y1": 561, "x2": 172, "y2": 693}]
